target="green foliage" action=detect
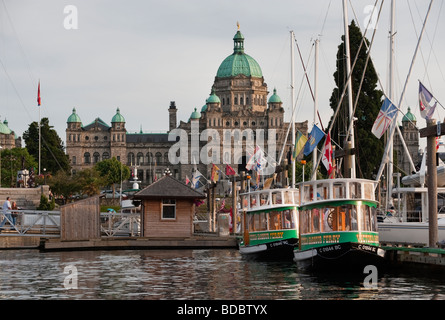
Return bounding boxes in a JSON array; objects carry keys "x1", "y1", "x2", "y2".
[
  {"x1": 23, "y1": 117, "x2": 70, "y2": 174},
  {"x1": 46, "y1": 170, "x2": 81, "y2": 204},
  {"x1": 76, "y1": 167, "x2": 105, "y2": 197},
  {"x1": 0, "y1": 148, "x2": 38, "y2": 187},
  {"x1": 37, "y1": 194, "x2": 55, "y2": 210},
  {"x1": 95, "y1": 157, "x2": 130, "y2": 194},
  {"x1": 328, "y1": 20, "x2": 383, "y2": 179}
]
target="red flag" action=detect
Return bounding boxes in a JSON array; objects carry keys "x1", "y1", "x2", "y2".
[
  {"x1": 321, "y1": 133, "x2": 334, "y2": 178},
  {"x1": 225, "y1": 164, "x2": 236, "y2": 176},
  {"x1": 37, "y1": 81, "x2": 41, "y2": 106}
]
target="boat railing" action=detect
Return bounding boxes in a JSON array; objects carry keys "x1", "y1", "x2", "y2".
[
  {"x1": 240, "y1": 188, "x2": 299, "y2": 212},
  {"x1": 298, "y1": 178, "x2": 377, "y2": 205}
]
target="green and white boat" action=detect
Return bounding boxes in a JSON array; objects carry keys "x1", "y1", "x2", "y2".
[
  {"x1": 239, "y1": 188, "x2": 299, "y2": 260},
  {"x1": 293, "y1": 178, "x2": 386, "y2": 272}
]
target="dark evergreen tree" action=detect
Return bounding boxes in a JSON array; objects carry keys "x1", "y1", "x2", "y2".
[
  {"x1": 329, "y1": 20, "x2": 383, "y2": 179},
  {"x1": 23, "y1": 117, "x2": 70, "y2": 174}
]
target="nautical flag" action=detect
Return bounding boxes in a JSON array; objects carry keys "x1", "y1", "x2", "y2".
[
  {"x1": 321, "y1": 133, "x2": 334, "y2": 178},
  {"x1": 371, "y1": 97, "x2": 398, "y2": 139},
  {"x1": 303, "y1": 125, "x2": 325, "y2": 156},
  {"x1": 292, "y1": 131, "x2": 308, "y2": 161},
  {"x1": 263, "y1": 173, "x2": 276, "y2": 190},
  {"x1": 211, "y1": 164, "x2": 220, "y2": 183},
  {"x1": 191, "y1": 170, "x2": 203, "y2": 188},
  {"x1": 225, "y1": 164, "x2": 236, "y2": 176},
  {"x1": 419, "y1": 82, "x2": 437, "y2": 120},
  {"x1": 185, "y1": 175, "x2": 190, "y2": 185},
  {"x1": 246, "y1": 146, "x2": 267, "y2": 172},
  {"x1": 37, "y1": 81, "x2": 41, "y2": 106}
]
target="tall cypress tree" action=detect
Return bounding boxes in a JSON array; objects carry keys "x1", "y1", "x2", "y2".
[
  {"x1": 23, "y1": 117, "x2": 70, "y2": 174},
  {"x1": 329, "y1": 20, "x2": 383, "y2": 179}
]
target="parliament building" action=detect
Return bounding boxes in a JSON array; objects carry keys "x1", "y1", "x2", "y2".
[{"x1": 65, "y1": 27, "x2": 308, "y2": 188}]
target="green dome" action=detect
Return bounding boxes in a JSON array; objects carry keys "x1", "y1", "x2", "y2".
[
  {"x1": 206, "y1": 89, "x2": 221, "y2": 104},
  {"x1": 0, "y1": 120, "x2": 11, "y2": 135},
  {"x1": 112, "y1": 107, "x2": 125, "y2": 123},
  {"x1": 402, "y1": 107, "x2": 416, "y2": 122},
  {"x1": 216, "y1": 30, "x2": 263, "y2": 78},
  {"x1": 201, "y1": 104, "x2": 207, "y2": 113},
  {"x1": 67, "y1": 108, "x2": 82, "y2": 123},
  {"x1": 190, "y1": 108, "x2": 201, "y2": 120},
  {"x1": 268, "y1": 88, "x2": 282, "y2": 103}
]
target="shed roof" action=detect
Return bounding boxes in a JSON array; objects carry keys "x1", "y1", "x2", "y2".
[{"x1": 134, "y1": 175, "x2": 206, "y2": 199}]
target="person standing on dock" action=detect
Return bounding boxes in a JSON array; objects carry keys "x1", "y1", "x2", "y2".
[{"x1": 0, "y1": 197, "x2": 13, "y2": 231}]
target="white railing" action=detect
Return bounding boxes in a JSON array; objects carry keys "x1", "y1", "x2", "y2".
[
  {"x1": 0, "y1": 210, "x2": 61, "y2": 236},
  {"x1": 100, "y1": 212, "x2": 141, "y2": 237}
]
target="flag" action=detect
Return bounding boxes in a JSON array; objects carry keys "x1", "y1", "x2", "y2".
[
  {"x1": 292, "y1": 131, "x2": 308, "y2": 161},
  {"x1": 263, "y1": 173, "x2": 276, "y2": 190},
  {"x1": 246, "y1": 145, "x2": 267, "y2": 172},
  {"x1": 37, "y1": 81, "x2": 41, "y2": 106},
  {"x1": 219, "y1": 198, "x2": 225, "y2": 211},
  {"x1": 185, "y1": 175, "x2": 190, "y2": 185},
  {"x1": 321, "y1": 133, "x2": 334, "y2": 178},
  {"x1": 225, "y1": 164, "x2": 236, "y2": 176},
  {"x1": 211, "y1": 164, "x2": 220, "y2": 183},
  {"x1": 303, "y1": 125, "x2": 325, "y2": 156},
  {"x1": 371, "y1": 97, "x2": 398, "y2": 139},
  {"x1": 419, "y1": 82, "x2": 437, "y2": 120},
  {"x1": 191, "y1": 170, "x2": 203, "y2": 188}
]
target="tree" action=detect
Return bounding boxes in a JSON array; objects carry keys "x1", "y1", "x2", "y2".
[
  {"x1": 47, "y1": 170, "x2": 81, "y2": 204},
  {"x1": 76, "y1": 168, "x2": 105, "y2": 197},
  {"x1": 23, "y1": 117, "x2": 70, "y2": 174},
  {"x1": 95, "y1": 157, "x2": 130, "y2": 197},
  {"x1": 0, "y1": 148, "x2": 38, "y2": 187},
  {"x1": 328, "y1": 20, "x2": 383, "y2": 179}
]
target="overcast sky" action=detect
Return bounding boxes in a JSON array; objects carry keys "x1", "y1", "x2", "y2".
[{"x1": 1, "y1": 0, "x2": 444, "y2": 150}]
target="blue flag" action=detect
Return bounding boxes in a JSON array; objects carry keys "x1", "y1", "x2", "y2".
[{"x1": 303, "y1": 125, "x2": 325, "y2": 156}]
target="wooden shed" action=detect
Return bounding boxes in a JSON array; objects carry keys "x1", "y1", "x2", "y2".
[{"x1": 134, "y1": 175, "x2": 206, "y2": 238}]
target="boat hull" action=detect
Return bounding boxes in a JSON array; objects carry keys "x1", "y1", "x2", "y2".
[
  {"x1": 239, "y1": 238, "x2": 298, "y2": 261},
  {"x1": 293, "y1": 242, "x2": 386, "y2": 272},
  {"x1": 378, "y1": 221, "x2": 445, "y2": 245}
]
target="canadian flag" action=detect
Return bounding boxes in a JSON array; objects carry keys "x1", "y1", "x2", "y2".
[{"x1": 321, "y1": 133, "x2": 334, "y2": 178}]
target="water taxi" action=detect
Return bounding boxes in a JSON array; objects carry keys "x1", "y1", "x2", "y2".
[
  {"x1": 293, "y1": 178, "x2": 385, "y2": 272},
  {"x1": 238, "y1": 187, "x2": 299, "y2": 260}
]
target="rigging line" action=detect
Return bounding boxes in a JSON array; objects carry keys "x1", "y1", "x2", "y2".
[{"x1": 310, "y1": 0, "x2": 382, "y2": 180}]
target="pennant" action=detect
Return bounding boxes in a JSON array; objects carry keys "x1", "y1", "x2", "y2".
[
  {"x1": 303, "y1": 125, "x2": 325, "y2": 156},
  {"x1": 191, "y1": 170, "x2": 203, "y2": 188},
  {"x1": 185, "y1": 175, "x2": 190, "y2": 185},
  {"x1": 37, "y1": 81, "x2": 41, "y2": 106},
  {"x1": 293, "y1": 131, "x2": 308, "y2": 161},
  {"x1": 225, "y1": 164, "x2": 236, "y2": 176},
  {"x1": 211, "y1": 164, "x2": 220, "y2": 183},
  {"x1": 419, "y1": 82, "x2": 437, "y2": 120},
  {"x1": 371, "y1": 97, "x2": 398, "y2": 139},
  {"x1": 321, "y1": 133, "x2": 334, "y2": 178},
  {"x1": 263, "y1": 174, "x2": 276, "y2": 190}
]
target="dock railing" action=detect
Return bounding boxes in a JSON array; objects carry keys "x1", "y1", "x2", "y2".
[
  {"x1": 0, "y1": 209, "x2": 61, "y2": 236},
  {"x1": 100, "y1": 211, "x2": 141, "y2": 237}
]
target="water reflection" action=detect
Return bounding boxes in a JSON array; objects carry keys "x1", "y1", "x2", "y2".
[{"x1": 0, "y1": 249, "x2": 443, "y2": 300}]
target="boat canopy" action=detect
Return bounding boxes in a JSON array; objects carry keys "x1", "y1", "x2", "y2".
[{"x1": 240, "y1": 188, "x2": 299, "y2": 212}]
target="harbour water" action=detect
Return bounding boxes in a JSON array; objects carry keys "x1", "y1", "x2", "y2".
[{"x1": 0, "y1": 248, "x2": 444, "y2": 301}]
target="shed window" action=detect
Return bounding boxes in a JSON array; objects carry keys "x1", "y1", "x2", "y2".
[{"x1": 162, "y1": 199, "x2": 176, "y2": 220}]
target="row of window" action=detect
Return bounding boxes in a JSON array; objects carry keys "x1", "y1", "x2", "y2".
[
  {"x1": 219, "y1": 95, "x2": 267, "y2": 106},
  {"x1": 68, "y1": 134, "x2": 126, "y2": 142}
]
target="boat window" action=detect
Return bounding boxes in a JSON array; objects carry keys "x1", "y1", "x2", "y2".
[
  {"x1": 260, "y1": 192, "x2": 269, "y2": 206},
  {"x1": 272, "y1": 191, "x2": 282, "y2": 205},
  {"x1": 283, "y1": 191, "x2": 292, "y2": 204},
  {"x1": 250, "y1": 194, "x2": 258, "y2": 209},
  {"x1": 268, "y1": 211, "x2": 282, "y2": 230},
  {"x1": 311, "y1": 208, "x2": 321, "y2": 233},
  {"x1": 364, "y1": 183, "x2": 374, "y2": 200},
  {"x1": 333, "y1": 183, "x2": 344, "y2": 199},
  {"x1": 301, "y1": 185, "x2": 312, "y2": 203},
  {"x1": 350, "y1": 182, "x2": 361, "y2": 199},
  {"x1": 316, "y1": 184, "x2": 327, "y2": 200}
]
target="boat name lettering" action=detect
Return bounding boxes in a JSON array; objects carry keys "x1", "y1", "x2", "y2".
[
  {"x1": 356, "y1": 233, "x2": 379, "y2": 244},
  {"x1": 357, "y1": 244, "x2": 377, "y2": 253},
  {"x1": 319, "y1": 245, "x2": 342, "y2": 253}
]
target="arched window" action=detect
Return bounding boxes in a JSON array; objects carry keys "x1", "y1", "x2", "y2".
[
  {"x1": 93, "y1": 152, "x2": 100, "y2": 164},
  {"x1": 164, "y1": 152, "x2": 169, "y2": 164},
  {"x1": 137, "y1": 152, "x2": 144, "y2": 165},
  {"x1": 155, "y1": 152, "x2": 162, "y2": 164},
  {"x1": 84, "y1": 152, "x2": 91, "y2": 164},
  {"x1": 146, "y1": 152, "x2": 153, "y2": 164},
  {"x1": 128, "y1": 152, "x2": 135, "y2": 165},
  {"x1": 102, "y1": 152, "x2": 110, "y2": 161}
]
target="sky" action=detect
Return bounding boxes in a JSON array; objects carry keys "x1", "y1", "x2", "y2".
[{"x1": 1, "y1": 0, "x2": 444, "y2": 151}]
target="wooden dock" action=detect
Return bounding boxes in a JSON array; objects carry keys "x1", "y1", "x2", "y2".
[{"x1": 382, "y1": 242, "x2": 445, "y2": 269}]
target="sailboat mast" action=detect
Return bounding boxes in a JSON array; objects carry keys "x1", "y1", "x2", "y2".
[
  {"x1": 342, "y1": 0, "x2": 356, "y2": 179},
  {"x1": 387, "y1": 0, "x2": 396, "y2": 209},
  {"x1": 290, "y1": 30, "x2": 296, "y2": 188},
  {"x1": 313, "y1": 39, "x2": 319, "y2": 176}
]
